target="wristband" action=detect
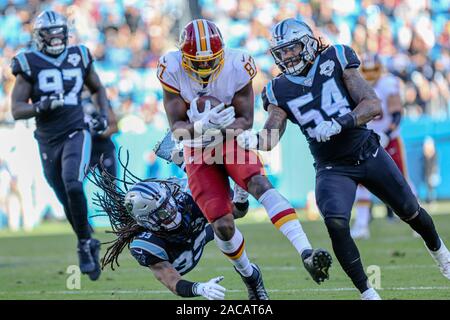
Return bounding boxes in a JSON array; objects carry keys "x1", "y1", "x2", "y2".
[
  {"x1": 175, "y1": 279, "x2": 197, "y2": 297},
  {"x1": 335, "y1": 112, "x2": 357, "y2": 130}
]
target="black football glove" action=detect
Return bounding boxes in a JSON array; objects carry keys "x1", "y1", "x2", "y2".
[
  {"x1": 89, "y1": 113, "x2": 108, "y2": 135},
  {"x1": 34, "y1": 93, "x2": 64, "y2": 114}
]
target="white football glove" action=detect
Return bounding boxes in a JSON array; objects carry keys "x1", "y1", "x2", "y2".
[
  {"x1": 237, "y1": 130, "x2": 258, "y2": 150},
  {"x1": 187, "y1": 97, "x2": 210, "y2": 122},
  {"x1": 188, "y1": 98, "x2": 236, "y2": 134},
  {"x1": 193, "y1": 276, "x2": 226, "y2": 300},
  {"x1": 314, "y1": 119, "x2": 342, "y2": 143},
  {"x1": 378, "y1": 131, "x2": 390, "y2": 148}
]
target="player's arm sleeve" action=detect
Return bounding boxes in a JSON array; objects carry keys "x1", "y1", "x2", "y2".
[
  {"x1": 261, "y1": 80, "x2": 279, "y2": 111},
  {"x1": 129, "y1": 238, "x2": 170, "y2": 267},
  {"x1": 78, "y1": 45, "x2": 94, "y2": 74},
  {"x1": 10, "y1": 53, "x2": 32, "y2": 82},
  {"x1": 157, "y1": 55, "x2": 180, "y2": 94},
  {"x1": 334, "y1": 45, "x2": 360, "y2": 70},
  {"x1": 234, "y1": 52, "x2": 258, "y2": 92}
]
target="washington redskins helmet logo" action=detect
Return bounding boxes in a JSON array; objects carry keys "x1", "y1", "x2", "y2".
[{"x1": 179, "y1": 19, "x2": 225, "y2": 84}]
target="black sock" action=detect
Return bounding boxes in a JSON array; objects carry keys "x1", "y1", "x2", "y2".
[
  {"x1": 404, "y1": 207, "x2": 441, "y2": 251},
  {"x1": 67, "y1": 188, "x2": 91, "y2": 240},
  {"x1": 325, "y1": 217, "x2": 368, "y2": 293},
  {"x1": 301, "y1": 249, "x2": 313, "y2": 260}
]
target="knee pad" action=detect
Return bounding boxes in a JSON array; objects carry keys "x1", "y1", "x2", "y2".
[
  {"x1": 324, "y1": 217, "x2": 350, "y2": 238},
  {"x1": 65, "y1": 180, "x2": 84, "y2": 196},
  {"x1": 398, "y1": 201, "x2": 420, "y2": 221}
]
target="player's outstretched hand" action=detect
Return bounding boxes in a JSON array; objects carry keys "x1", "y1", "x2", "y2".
[
  {"x1": 237, "y1": 130, "x2": 258, "y2": 150},
  {"x1": 34, "y1": 93, "x2": 64, "y2": 114},
  {"x1": 314, "y1": 119, "x2": 342, "y2": 142},
  {"x1": 194, "y1": 276, "x2": 226, "y2": 300}
]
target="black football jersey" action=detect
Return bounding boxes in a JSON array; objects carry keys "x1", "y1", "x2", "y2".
[
  {"x1": 11, "y1": 45, "x2": 93, "y2": 143},
  {"x1": 129, "y1": 188, "x2": 213, "y2": 275},
  {"x1": 262, "y1": 45, "x2": 372, "y2": 165}
]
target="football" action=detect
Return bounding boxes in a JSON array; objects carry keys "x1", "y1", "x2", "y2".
[{"x1": 195, "y1": 95, "x2": 223, "y2": 113}]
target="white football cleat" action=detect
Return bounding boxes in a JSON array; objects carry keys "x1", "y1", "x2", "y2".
[
  {"x1": 233, "y1": 183, "x2": 249, "y2": 204},
  {"x1": 350, "y1": 226, "x2": 370, "y2": 240},
  {"x1": 361, "y1": 288, "x2": 382, "y2": 300},
  {"x1": 427, "y1": 239, "x2": 450, "y2": 280}
]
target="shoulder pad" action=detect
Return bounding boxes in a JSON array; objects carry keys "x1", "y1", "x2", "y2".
[
  {"x1": 130, "y1": 236, "x2": 169, "y2": 261},
  {"x1": 11, "y1": 51, "x2": 32, "y2": 78},
  {"x1": 331, "y1": 44, "x2": 360, "y2": 70},
  {"x1": 76, "y1": 44, "x2": 93, "y2": 69},
  {"x1": 157, "y1": 51, "x2": 181, "y2": 94},
  {"x1": 227, "y1": 49, "x2": 257, "y2": 92}
]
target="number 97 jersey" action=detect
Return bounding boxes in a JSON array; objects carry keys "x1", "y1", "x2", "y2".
[
  {"x1": 11, "y1": 45, "x2": 93, "y2": 143},
  {"x1": 262, "y1": 44, "x2": 372, "y2": 165}
]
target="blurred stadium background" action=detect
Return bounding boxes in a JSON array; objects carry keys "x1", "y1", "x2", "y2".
[{"x1": 0, "y1": 0, "x2": 449, "y2": 231}]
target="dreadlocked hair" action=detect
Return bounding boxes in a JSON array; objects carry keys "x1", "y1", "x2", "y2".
[
  {"x1": 87, "y1": 148, "x2": 184, "y2": 271},
  {"x1": 316, "y1": 36, "x2": 329, "y2": 55}
]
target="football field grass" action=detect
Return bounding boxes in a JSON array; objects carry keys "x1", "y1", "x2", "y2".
[{"x1": 0, "y1": 203, "x2": 449, "y2": 300}]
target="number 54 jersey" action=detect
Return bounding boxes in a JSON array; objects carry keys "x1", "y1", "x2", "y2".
[
  {"x1": 262, "y1": 45, "x2": 373, "y2": 166},
  {"x1": 11, "y1": 45, "x2": 92, "y2": 144}
]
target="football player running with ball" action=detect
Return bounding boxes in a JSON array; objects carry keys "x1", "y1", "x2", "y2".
[
  {"x1": 158, "y1": 19, "x2": 332, "y2": 300},
  {"x1": 237, "y1": 18, "x2": 450, "y2": 300},
  {"x1": 10, "y1": 11, "x2": 110, "y2": 280}
]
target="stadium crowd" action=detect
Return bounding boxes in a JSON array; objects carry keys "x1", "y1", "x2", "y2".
[
  {"x1": 0, "y1": 0, "x2": 449, "y2": 125},
  {"x1": 0, "y1": 0, "x2": 449, "y2": 230}
]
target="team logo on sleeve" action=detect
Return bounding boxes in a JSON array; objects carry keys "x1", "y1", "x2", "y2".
[
  {"x1": 319, "y1": 60, "x2": 335, "y2": 77},
  {"x1": 68, "y1": 53, "x2": 81, "y2": 67}
]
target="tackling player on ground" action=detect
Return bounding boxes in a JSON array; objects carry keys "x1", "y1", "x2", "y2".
[
  {"x1": 10, "y1": 10, "x2": 110, "y2": 280},
  {"x1": 351, "y1": 53, "x2": 416, "y2": 239},
  {"x1": 158, "y1": 19, "x2": 332, "y2": 299},
  {"x1": 89, "y1": 155, "x2": 250, "y2": 300},
  {"x1": 237, "y1": 18, "x2": 450, "y2": 300}
]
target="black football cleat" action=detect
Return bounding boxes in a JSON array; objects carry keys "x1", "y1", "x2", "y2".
[
  {"x1": 87, "y1": 238, "x2": 101, "y2": 281},
  {"x1": 302, "y1": 248, "x2": 332, "y2": 284},
  {"x1": 77, "y1": 239, "x2": 95, "y2": 274},
  {"x1": 236, "y1": 263, "x2": 269, "y2": 300}
]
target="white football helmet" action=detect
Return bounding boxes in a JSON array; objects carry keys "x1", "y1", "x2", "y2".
[
  {"x1": 270, "y1": 18, "x2": 319, "y2": 75},
  {"x1": 124, "y1": 181, "x2": 181, "y2": 233}
]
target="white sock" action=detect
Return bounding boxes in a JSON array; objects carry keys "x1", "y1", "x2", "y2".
[
  {"x1": 259, "y1": 189, "x2": 312, "y2": 255},
  {"x1": 279, "y1": 220, "x2": 312, "y2": 255},
  {"x1": 428, "y1": 238, "x2": 450, "y2": 264},
  {"x1": 214, "y1": 228, "x2": 253, "y2": 277},
  {"x1": 354, "y1": 204, "x2": 371, "y2": 229}
]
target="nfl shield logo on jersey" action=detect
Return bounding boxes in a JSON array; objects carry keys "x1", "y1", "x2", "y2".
[
  {"x1": 319, "y1": 60, "x2": 335, "y2": 77},
  {"x1": 68, "y1": 53, "x2": 81, "y2": 67}
]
